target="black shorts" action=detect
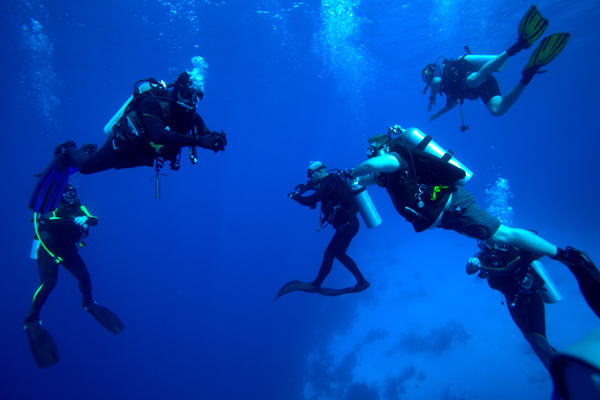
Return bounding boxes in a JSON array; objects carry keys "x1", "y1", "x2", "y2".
[
  {"x1": 439, "y1": 186, "x2": 501, "y2": 240},
  {"x1": 479, "y1": 74, "x2": 501, "y2": 105}
]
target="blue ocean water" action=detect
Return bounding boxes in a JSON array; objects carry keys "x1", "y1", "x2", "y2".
[{"x1": 1, "y1": 0, "x2": 599, "y2": 399}]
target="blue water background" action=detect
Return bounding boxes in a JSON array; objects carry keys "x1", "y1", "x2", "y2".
[{"x1": 1, "y1": 1, "x2": 599, "y2": 399}]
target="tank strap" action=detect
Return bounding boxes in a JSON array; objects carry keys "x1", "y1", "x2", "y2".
[
  {"x1": 412, "y1": 135, "x2": 454, "y2": 163},
  {"x1": 415, "y1": 134, "x2": 432, "y2": 150}
]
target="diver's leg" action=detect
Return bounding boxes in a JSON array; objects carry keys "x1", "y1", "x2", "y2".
[
  {"x1": 60, "y1": 250, "x2": 93, "y2": 306},
  {"x1": 25, "y1": 249, "x2": 59, "y2": 323},
  {"x1": 488, "y1": 225, "x2": 558, "y2": 257},
  {"x1": 312, "y1": 234, "x2": 339, "y2": 289},
  {"x1": 66, "y1": 139, "x2": 118, "y2": 174},
  {"x1": 333, "y1": 218, "x2": 368, "y2": 286},
  {"x1": 491, "y1": 226, "x2": 600, "y2": 318},
  {"x1": 486, "y1": 84, "x2": 526, "y2": 116},
  {"x1": 466, "y1": 53, "x2": 510, "y2": 88},
  {"x1": 509, "y1": 293, "x2": 556, "y2": 371}
]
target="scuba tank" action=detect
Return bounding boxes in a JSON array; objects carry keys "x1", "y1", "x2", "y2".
[
  {"x1": 398, "y1": 127, "x2": 473, "y2": 186},
  {"x1": 103, "y1": 80, "x2": 158, "y2": 138},
  {"x1": 30, "y1": 238, "x2": 40, "y2": 260},
  {"x1": 348, "y1": 180, "x2": 382, "y2": 229},
  {"x1": 531, "y1": 260, "x2": 563, "y2": 304}
]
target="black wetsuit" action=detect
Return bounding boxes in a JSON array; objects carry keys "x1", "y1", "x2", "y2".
[
  {"x1": 293, "y1": 173, "x2": 367, "y2": 288},
  {"x1": 28, "y1": 200, "x2": 98, "y2": 319},
  {"x1": 67, "y1": 94, "x2": 212, "y2": 174},
  {"x1": 472, "y1": 246, "x2": 556, "y2": 370}
]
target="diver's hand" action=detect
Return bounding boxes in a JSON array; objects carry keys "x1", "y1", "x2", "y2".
[
  {"x1": 211, "y1": 130, "x2": 227, "y2": 152},
  {"x1": 466, "y1": 257, "x2": 481, "y2": 275},
  {"x1": 288, "y1": 191, "x2": 299, "y2": 199},
  {"x1": 429, "y1": 113, "x2": 439, "y2": 123},
  {"x1": 341, "y1": 169, "x2": 355, "y2": 179},
  {"x1": 74, "y1": 216, "x2": 88, "y2": 226},
  {"x1": 427, "y1": 96, "x2": 436, "y2": 112},
  {"x1": 195, "y1": 132, "x2": 225, "y2": 152}
]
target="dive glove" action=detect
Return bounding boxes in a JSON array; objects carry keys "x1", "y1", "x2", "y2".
[{"x1": 195, "y1": 131, "x2": 227, "y2": 152}]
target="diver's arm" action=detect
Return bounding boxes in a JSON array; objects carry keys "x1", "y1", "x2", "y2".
[
  {"x1": 79, "y1": 205, "x2": 98, "y2": 226},
  {"x1": 351, "y1": 154, "x2": 401, "y2": 179},
  {"x1": 427, "y1": 77, "x2": 442, "y2": 111},
  {"x1": 193, "y1": 114, "x2": 227, "y2": 152},
  {"x1": 430, "y1": 99, "x2": 458, "y2": 122},
  {"x1": 355, "y1": 174, "x2": 377, "y2": 187},
  {"x1": 192, "y1": 114, "x2": 210, "y2": 136},
  {"x1": 294, "y1": 178, "x2": 334, "y2": 207}
]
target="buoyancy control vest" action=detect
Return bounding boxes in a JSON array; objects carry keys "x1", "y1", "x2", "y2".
[
  {"x1": 320, "y1": 173, "x2": 358, "y2": 229},
  {"x1": 440, "y1": 56, "x2": 482, "y2": 102},
  {"x1": 378, "y1": 135, "x2": 467, "y2": 232},
  {"x1": 104, "y1": 79, "x2": 176, "y2": 159}
]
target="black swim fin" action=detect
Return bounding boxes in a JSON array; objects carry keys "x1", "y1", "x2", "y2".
[
  {"x1": 557, "y1": 247, "x2": 600, "y2": 319},
  {"x1": 84, "y1": 302, "x2": 124, "y2": 335},
  {"x1": 274, "y1": 281, "x2": 319, "y2": 301},
  {"x1": 318, "y1": 281, "x2": 370, "y2": 297},
  {"x1": 29, "y1": 144, "x2": 78, "y2": 213},
  {"x1": 24, "y1": 321, "x2": 60, "y2": 369}
]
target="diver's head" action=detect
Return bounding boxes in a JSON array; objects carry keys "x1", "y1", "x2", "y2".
[
  {"x1": 421, "y1": 63, "x2": 436, "y2": 83},
  {"x1": 173, "y1": 71, "x2": 204, "y2": 111},
  {"x1": 366, "y1": 134, "x2": 391, "y2": 158},
  {"x1": 307, "y1": 161, "x2": 327, "y2": 183},
  {"x1": 61, "y1": 184, "x2": 78, "y2": 204}
]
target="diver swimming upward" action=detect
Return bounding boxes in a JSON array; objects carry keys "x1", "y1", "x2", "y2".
[{"x1": 422, "y1": 6, "x2": 570, "y2": 131}]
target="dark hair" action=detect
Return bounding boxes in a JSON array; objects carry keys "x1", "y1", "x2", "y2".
[{"x1": 368, "y1": 134, "x2": 390, "y2": 145}]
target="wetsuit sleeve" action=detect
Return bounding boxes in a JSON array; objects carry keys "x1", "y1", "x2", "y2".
[
  {"x1": 294, "y1": 176, "x2": 335, "y2": 207},
  {"x1": 193, "y1": 114, "x2": 211, "y2": 136},
  {"x1": 138, "y1": 100, "x2": 197, "y2": 146},
  {"x1": 79, "y1": 205, "x2": 98, "y2": 226}
]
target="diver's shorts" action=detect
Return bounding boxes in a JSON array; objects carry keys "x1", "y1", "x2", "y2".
[
  {"x1": 480, "y1": 74, "x2": 501, "y2": 105},
  {"x1": 439, "y1": 186, "x2": 501, "y2": 240}
]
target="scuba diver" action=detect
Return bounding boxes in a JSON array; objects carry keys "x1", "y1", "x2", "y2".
[
  {"x1": 348, "y1": 125, "x2": 600, "y2": 319},
  {"x1": 29, "y1": 70, "x2": 228, "y2": 214},
  {"x1": 24, "y1": 184, "x2": 124, "y2": 368},
  {"x1": 275, "y1": 161, "x2": 370, "y2": 300},
  {"x1": 466, "y1": 241, "x2": 561, "y2": 371},
  {"x1": 422, "y1": 6, "x2": 570, "y2": 131}
]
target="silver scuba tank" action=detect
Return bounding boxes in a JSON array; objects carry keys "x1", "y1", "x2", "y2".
[
  {"x1": 348, "y1": 180, "x2": 382, "y2": 228},
  {"x1": 104, "y1": 82, "x2": 153, "y2": 138},
  {"x1": 531, "y1": 260, "x2": 563, "y2": 304},
  {"x1": 30, "y1": 239, "x2": 40, "y2": 260},
  {"x1": 399, "y1": 127, "x2": 473, "y2": 186}
]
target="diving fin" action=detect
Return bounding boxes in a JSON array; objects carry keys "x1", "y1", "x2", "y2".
[
  {"x1": 507, "y1": 5, "x2": 549, "y2": 56},
  {"x1": 273, "y1": 281, "x2": 319, "y2": 301},
  {"x1": 521, "y1": 33, "x2": 570, "y2": 85},
  {"x1": 29, "y1": 143, "x2": 78, "y2": 214},
  {"x1": 84, "y1": 302, "x2": 124, "y2": 335},
  {"x1": 557, "y1": 247, "x2": 600, "y2": 319},
  {"x1": 318, "y1": 281, "x2": 370, "y2": 297},
  {"x1": 24, "y1": 321, "x2": 60, "y2": 369}
]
